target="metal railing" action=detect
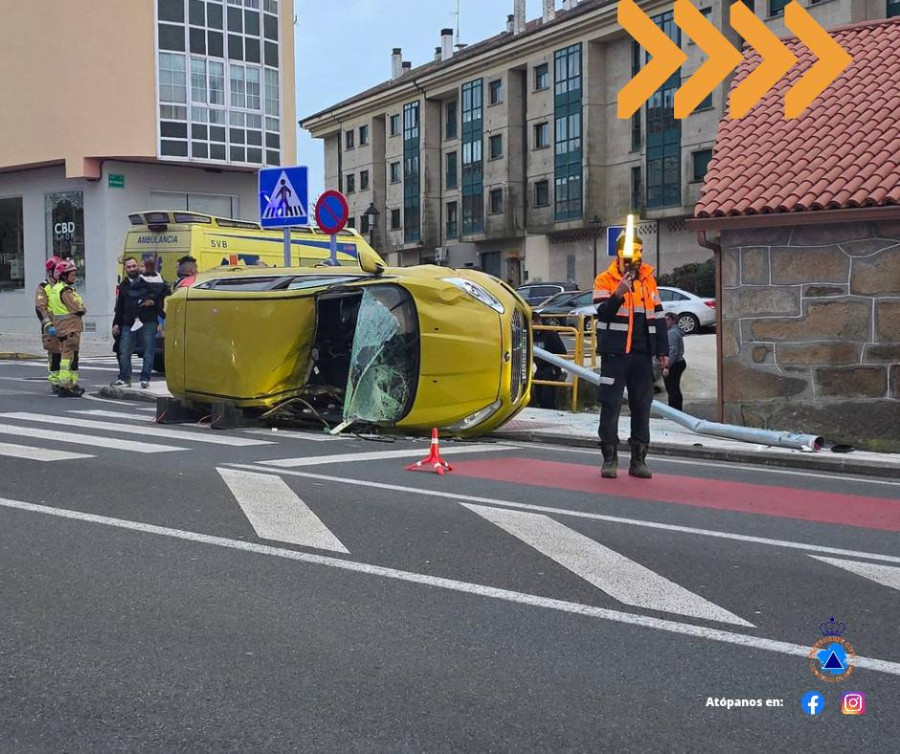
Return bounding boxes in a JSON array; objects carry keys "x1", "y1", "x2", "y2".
[{"x1": 532, "y1": 314, "x2": 597, "y2": 412}]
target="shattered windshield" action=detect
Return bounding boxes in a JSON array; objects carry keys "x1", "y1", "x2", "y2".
[{"x1": 344, "y1": 286, "x2": 419, "y2": 424}]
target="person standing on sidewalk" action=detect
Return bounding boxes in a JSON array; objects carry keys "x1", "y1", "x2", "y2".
[
  {"x1": 593, "y1": 230, "x2": 668, "y2": 479},
  {"x1": 48, "y1": 259, "x2": 86, "y2": 398},
  {"x1": 111, "y1": 257, "x2": 167, "y2": 389},
  {"x1": 35, "y1": 256, "x2": 62, "y2": 392},
  {"x1": 663, "y1": 312, "x2": 687, "y2": 412}
]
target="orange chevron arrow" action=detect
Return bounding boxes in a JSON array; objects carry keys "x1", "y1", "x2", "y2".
[
  {"x1": 673, "y1": 0, "x2": 742, "y2": 119},
  {"x1": 784, "y1": 1, "x2": 852, "y2": 118},
  {"x1": 618, "y1": 0, "x2": 686, "y2": 119},
  {"x1": 729, "y1": 1, "x2": 798, "y2": 118}
]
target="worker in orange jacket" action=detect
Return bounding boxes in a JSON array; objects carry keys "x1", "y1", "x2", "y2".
[{"x1": 593, "y1": 231, "x2": 668, "y2": 479}]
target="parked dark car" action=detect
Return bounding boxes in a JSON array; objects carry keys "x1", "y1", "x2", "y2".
[
  {"x1": 533, "y1": 290, "x2": 593, "y2": 325},
  {"x1": 516, "y1": 281, "x2": 578, "y2": 307}
]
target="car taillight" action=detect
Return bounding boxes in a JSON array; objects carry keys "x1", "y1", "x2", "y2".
[{"x1": 704, "y1": 301, "x2": 716, "y2": 308}]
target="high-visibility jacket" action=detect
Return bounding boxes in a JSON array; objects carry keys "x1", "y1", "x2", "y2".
[
  {"x1": 593, "y1": 260, "x2": 668, "y2": 356},
  {"x1": 48, "y1": 282, "x2": 86, "y2": 336},
  {"x1": 34, "y1": 279, "x2": 53, "y2": 326}
]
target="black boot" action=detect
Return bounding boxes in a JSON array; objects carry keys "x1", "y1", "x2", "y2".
[
  {"x1": 629, "y1": 443, "x2": 652, "y2": 479},
  {"x1": 601, "y1": 443, "x2": 618, "y2": 478},
  {"x1": 69, "y1": 385, "x2": 85, "y2": 397},
  {"x1": 57, "y1": 386, "x2": 73, "y2": 398}
]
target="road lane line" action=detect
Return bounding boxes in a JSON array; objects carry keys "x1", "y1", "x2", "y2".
[
  {"x1": 0, "y1": 442, "x2": 94, "y2": 462},
  {"x1": 218, "y1": 468, "x2": 349, "y2": 553},
  {"x1": 225, "y1": 464, "x2": 900, "y2": 565},
  {"x1": 1, "y1": 495, "x2": 898, "y2": 676},
  {"x1": 809, "y1": 556, "x2": 900, "y2": 593},
  {"x1": 70, "y1": 410, "x2": 156, "y2": 422},
  {"x1": 258, "y1": 444, "x2": 505, "y2": 468},
  {"x1": 0, "y1": 424, "x2": 182, "y2": 454},
  {"x1": 0, "y1": 412, "x2": 272, "y2": 447},
  {"x1": 242, "y1": 428, "x2": 348, "y2": 442},
  {"x1": 464, "y1": 504, "x2": 753, "y2": 626}
]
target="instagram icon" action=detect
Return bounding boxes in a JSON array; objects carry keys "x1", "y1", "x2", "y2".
[{"x1": 841, "y1": 692, "x2": 866, "y2": 715}]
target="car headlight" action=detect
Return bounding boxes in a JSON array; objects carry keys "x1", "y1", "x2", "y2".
[
  {"x1": 442, "y1": 277, "x2": 505, "y2": 314},
  {"x1": 446, "y1": 399, "x2": 502, "y2": 431}
]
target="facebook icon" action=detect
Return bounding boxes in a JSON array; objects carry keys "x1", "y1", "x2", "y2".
[{"x1": 801, "y1": 691, "x2": 825, "y2": 716}]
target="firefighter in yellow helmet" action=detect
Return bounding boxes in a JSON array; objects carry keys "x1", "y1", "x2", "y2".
[
  {"x1": 592, "y1": 230, "x2": 668, "y2": 478},
  {"x1": 35, "y1": 256, "x2": 62, "y2": 392},
  {"x1": 47, "y1": 259, "x2": 87, "y2": 398}
]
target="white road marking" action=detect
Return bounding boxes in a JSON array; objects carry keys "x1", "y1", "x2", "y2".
[
  {"x1": 218, "y1": 468, "x2": 349, "y2": 553},
  {"x1": 70, "y1": 409, "x2": 156, "y2": 422},
  {"x1": 0, "y1": 441, "x2": 94, "y2": 462},
  {"x1": 81, "y1": 394, "x2": 155, "y2": 409},
  {"x1": 0, "y1": 412, "x2": 272, "y2": 447},
  {"x1": 465, "y1": 504, "x2": 752, "y2": 626},
  {"x1": 226, "y1": 464, "x2": 900, "y2": 565},
  {"x1": 0, "y1": 494, "x2": 898, "y2": 676},
  {"x1": 242, "y1": 428, "x2": 348, "y2": 442},
  {"x1": 0, "y1": 424, "x2": 182, "y2": 454},
  {"x1": 258, "y1": 444, "x2": 505, "y2": 468},
  {"x1": 809, "y1": 556, "x2": 900, "y2": 593}
]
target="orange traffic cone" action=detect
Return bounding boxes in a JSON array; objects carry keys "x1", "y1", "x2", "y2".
[{"x1": 407, "y1": 428, "x2": 454, "y2": 475}]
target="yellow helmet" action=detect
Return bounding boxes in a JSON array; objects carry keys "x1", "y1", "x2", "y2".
[{"x1": 616, "y1": 231, "x2": 643, "y2": 265}]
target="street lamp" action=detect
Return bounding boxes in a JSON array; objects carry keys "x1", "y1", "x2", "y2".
[
  {"x1": 363, "y1": 202, "x2": 380, "y2": 250},
  {"x1": 590, "y1": 215, "x2": 603, "y2": 277}
]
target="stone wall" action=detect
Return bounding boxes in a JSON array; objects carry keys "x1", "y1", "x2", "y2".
[{"x1": 720, "y1": 220, "x2": 900, "y2": 452}]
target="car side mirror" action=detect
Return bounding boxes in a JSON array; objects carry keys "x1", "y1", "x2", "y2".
[{"x1": 357, "y1": 244, "x2": 386, "y2": 276}]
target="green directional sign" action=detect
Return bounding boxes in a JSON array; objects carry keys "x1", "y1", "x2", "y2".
[{"x1": 108, "y1": 174, "x2": 125, "y2": 188}]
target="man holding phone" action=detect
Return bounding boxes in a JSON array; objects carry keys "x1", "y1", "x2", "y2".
[{"x1": 593, "y1": 229, "x2": 669, "y2": 479}]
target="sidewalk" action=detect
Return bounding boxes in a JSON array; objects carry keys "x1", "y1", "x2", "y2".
[
  {"x1": 97, "y1": 381, "x2": 900, "y2": 478},
  {"x1": 0, "y1": 332, "x2": 113, "y2": 359}
]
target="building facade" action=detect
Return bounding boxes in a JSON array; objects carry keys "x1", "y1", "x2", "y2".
[
  {"x1": 0, "y1": 0, "x2": 296, "y2": 335},
  {"x1": 301, "y1": 0, "x2": 896, "y2": 289}
]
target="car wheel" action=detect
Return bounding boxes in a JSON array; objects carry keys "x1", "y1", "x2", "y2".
[{"x1": 678, "y1": 313, "x2": 700, "y2": 335}]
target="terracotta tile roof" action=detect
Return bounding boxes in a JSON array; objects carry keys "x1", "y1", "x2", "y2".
[
  {"x1": 302, "y1": 0, "x2": 613, "y2": 123},
  {"x1": 695, "y1": 17, "x2": 900, "y2": 219}
]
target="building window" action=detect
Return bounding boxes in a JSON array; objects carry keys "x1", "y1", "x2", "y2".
[
  {"x1": 554, "y1": 43, "x2": 583, "y2": 221},
  {"x1": 489, "y1": 134, "x2": 503, "y2": 159},
  {"x1": 890, "y1": 0, "x2": 900, "y2": 17},
  {"x1": 631, "y1": 41, "x2": 641, "y2": 151},
  {"x1": 45, "y1": 192, "x2": 85, "y2": 290},
  {"x1": 390, "y1": 113, "x2": 400, "y2": 135},
  {"x1": 346, "y1": 174, "x2": 355, "y2": 193},
  {"x1": 359, "y1": 124, "x2": 369, "y2": 146},
  {"x1": 692, "y1": 149, "x2": 713, "y2": 182},
  {"x1": 403, "y1": 101, "x2": 421, "y2": 243},
  {"x1": 534, "y1": 63, "x2": 549, "y2": 91},
  {"x1": 489, "y1": 188, "x2": 503, "y2": 215},
  {"x1": 345, "y1": 130, "x2": 354, "y2": 149},
  {"x1": 534, "y1": 180, "x2": 550, "y2": 208},
  {"x1": 391, "y1": 208, "x2": 401, "y2": 230},
  {"x1": 768, "y1": 0, "x2": 788, "y2": 16},
  {"x1": 534, "y1": 122, "x2": 549, "y2": 149},
  {"x1": 390, "y1": 161, "x2": 401, "y2": 183},
  {"x1": 346, "y1": 217, "x2": 355, "y2": 229},
  {"x1": 360, "y1": 213, "x2": 370, "y2": 234},
  {"x1": 646, "y1": 11, "x2": 681, "y2": 209},
  {"x1": 0, "y1": 197, "x2": 25, "y2": 291},
  {"x1": 631, "y1": 166, "x2": 643, "y2": 211},
  {"x1": 446, "y1": 101, "x2": 458, "y2": 139},
  {"x1": 446, "y1": 151, "x2": 458, "y2": 189},
  {"x1": 360, "y1": 170, "x2": 370, "y2": 191},
  {"x1": 446, "y1": 201, "x2": 458, "y2": 239},
  {"x1": 694, "y1": 92, "x2": 713, "y2": 112},
  {"x1": 159, "y1": 52, "x2": 187, "y2": 105},
  {"x1": 461, "y1": 79, "x2": 484, "y2": 235},
  {"x1": 159, "y1": 0, "x2": 185, "y2": 23},
  {"x1": 489, "y1": 79, "x2": 503, "y2": 105}
]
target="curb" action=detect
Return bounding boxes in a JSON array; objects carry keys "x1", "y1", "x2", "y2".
[
  {"x1": 489, "y1": 430, "x2": 897, "y2": 479},
  {"x1": 97, "y1": 386, "x2": 163, "y2": 404},
  {"x1": 0, "y1": 352, "x2": 41, "y2": 360}
]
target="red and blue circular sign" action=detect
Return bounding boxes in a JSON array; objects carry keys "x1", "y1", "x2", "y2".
[{"x1": 315, "y1": 190, "x2": 349, "y2": 235}]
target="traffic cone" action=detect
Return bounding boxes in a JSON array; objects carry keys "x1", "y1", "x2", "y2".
[{"x1": 407, "y1": 428, "x2": 454, "y2": 475}]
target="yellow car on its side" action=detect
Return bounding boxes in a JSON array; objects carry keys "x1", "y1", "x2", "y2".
[{"x1": 164, "y1": 248, "x2": 531, "y2": 438}]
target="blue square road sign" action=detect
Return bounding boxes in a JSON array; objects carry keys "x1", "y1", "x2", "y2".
[{"x1": 259, "y1": 166, "x2": 309, "y2": 228}]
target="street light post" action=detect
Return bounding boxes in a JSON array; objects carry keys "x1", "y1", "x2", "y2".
[
  {"x1": 363, "y1": 202, "x2": 380, "y2": 250},
  {"x1": 590, "y1": 215, "x2": 603, "y2": 279}
]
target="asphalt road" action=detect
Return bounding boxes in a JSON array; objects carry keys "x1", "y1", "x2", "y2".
[{"x1": 1, "y1": 358, "x2": 898, "y2": 752}]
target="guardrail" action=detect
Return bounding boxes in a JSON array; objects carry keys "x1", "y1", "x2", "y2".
[{"x1": 532, "y1": 314, "x2": 596, "y2": 412}]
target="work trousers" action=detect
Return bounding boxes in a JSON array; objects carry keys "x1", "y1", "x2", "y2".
[
  {"x1": 664, "y1": 358, "x2": 687, "y2": 412},
  {"x1": 58, "y1": 333, "x2": 81, "y2": 388},
  {"x1": 42, "y1": 331, "x2": 61, "y2": 385},
  {"x1": 597, "y1": 352, "x2": 654, "y2": 446}
]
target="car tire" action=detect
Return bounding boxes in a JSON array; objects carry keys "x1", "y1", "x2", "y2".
[{"x1": 678, "y1": 312, "x2": 700, "y2": 335}]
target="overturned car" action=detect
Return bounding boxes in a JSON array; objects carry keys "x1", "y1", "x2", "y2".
[{"x1": 164, "y1": 250, "x2": 531, "y2": 438}]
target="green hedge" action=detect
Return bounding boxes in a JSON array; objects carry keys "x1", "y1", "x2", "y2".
[{"x1": 657, "y1": 258, "x2": 715, "y2": 298}]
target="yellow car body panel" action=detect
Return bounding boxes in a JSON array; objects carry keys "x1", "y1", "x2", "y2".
[{"x1": 164, "y1": 264, "x2": 531, "y2": 437}]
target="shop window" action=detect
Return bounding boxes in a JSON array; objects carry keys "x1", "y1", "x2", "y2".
[
  {"x1": 45, "y1": 192, "x2": 85, "y2": 291},
  {"x1": 0, "y1": 197, "x2": 25, "y2": 291}
]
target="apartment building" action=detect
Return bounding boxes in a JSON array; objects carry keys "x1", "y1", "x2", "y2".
[
  {"x1": 301, "y1": 0, "x2": 895, "y2": 289},
  {"x1": 0, "y1": 0, "x2": 296, "y2": 334}
]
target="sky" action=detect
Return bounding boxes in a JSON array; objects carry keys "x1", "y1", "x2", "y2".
[{"x1": 294, "y1": 0, "x2": 555, "y2": 199}]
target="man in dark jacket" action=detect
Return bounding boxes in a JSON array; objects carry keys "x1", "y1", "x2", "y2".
[
  {"x1": 663, "y1": 312, "x2": 687, "y2": 411},
  {"x1": 111, "y1": 256, "x2": 170, "y2": 388},
  {"x1": 531, "y1": 313, "x2": 569, "y2": 409}
]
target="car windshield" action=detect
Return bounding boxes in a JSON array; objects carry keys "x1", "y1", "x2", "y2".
[{"x1": 344, "y1": 286, "x2": 419, "y2": 424}]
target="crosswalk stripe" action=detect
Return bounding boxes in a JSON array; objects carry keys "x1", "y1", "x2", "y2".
[
  {"x1": 463, "y1": 504, "x2": 754, "y2": 627},
  {"x1": 0, "y1": 412, "x2": 272, "y2": 447},
  {"x1": 70, "y1": 410, "x2": 157, "y2": 422},
  {"x1": 241, "y1": 428, "x2": 348, "y2": 442},
  {"x1": 0, "y1": 441, "x2": 94, "y2": 462},
  {"x1": 809, "y1": 556, "x2": 900, "y2": 593},
  {"x1": 218, "y1": 468, "x2": 349, "y2": 553},
  {"x1": 0, "y1": 423, "x2": 182, "y2": 454},
  {"x1": 259, "y1": 444, "x2": 505, "y2": 468}
]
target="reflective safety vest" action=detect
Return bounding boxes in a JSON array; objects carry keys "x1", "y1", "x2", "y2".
[
  {"x1": 48, "y1": 281, "x2": 84, "y2": 318},
  {"x1": 593, "y1": 260, "x2": 668, "y2": 356}
]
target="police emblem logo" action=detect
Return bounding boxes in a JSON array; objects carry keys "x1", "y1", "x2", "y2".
[{"x1": 809, "y1": 616, "x2": 856, "y2": 683}]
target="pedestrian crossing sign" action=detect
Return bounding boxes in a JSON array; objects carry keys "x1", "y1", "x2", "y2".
[{"x1": 258, "y1": 166, "x2": 309, "y2": 228}]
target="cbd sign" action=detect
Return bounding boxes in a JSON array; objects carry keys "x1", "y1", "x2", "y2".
[{"x1": 54, "y1": 222, "x2": 76, "y2": 238}]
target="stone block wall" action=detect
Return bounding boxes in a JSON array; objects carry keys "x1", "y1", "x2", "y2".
[{"x1": 720, "y1": 220, "x2": 900, "y2": 451}]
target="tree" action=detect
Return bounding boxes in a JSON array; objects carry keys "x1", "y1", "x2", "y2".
[{"x1": 657, "y1": 259, "x2": 715, "y2": 298}]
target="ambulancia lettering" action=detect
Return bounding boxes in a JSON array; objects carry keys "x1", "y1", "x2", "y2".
[{"x1": 137, "y1": 234, "x2": 179, "y2": 244}]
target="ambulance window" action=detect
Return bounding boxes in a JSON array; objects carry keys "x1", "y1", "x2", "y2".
[{"x1": 173, "y1": 213, "x2": 212, "y2": 224}]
